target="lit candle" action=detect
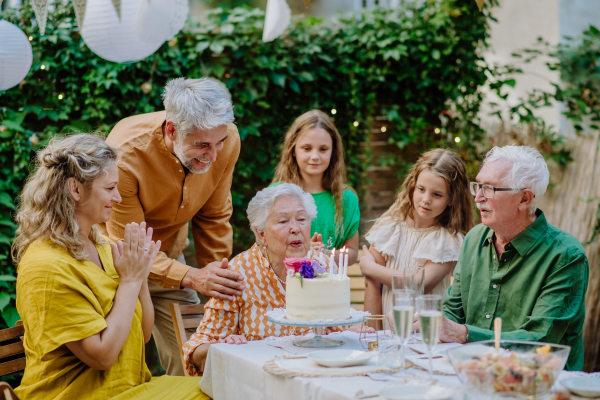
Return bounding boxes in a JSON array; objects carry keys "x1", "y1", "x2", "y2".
[
  {"x1": 329, "y1": 248, "x2": 335, "y2": 276},
  {"x1": 343, "y1": 248, "x2": 349, "y2": 277}
]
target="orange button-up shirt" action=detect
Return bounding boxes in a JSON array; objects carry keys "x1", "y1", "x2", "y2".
[{"x1": 102, "y1": 111, "x2": 240, "y2": 289}]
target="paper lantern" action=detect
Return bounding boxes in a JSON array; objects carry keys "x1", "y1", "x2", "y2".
[
  {"x1": 80, "y1": 0, "x2": 165, "y2": 63},
  {"x1": 263, "y1": 0, "x2": 291, "y2": 42},
  {"x1": 0, "y1": 20, "x2": 33, "y2": 91},
  {"x1": 135, "y1": 0, "x2": 189, "y2": 44}
]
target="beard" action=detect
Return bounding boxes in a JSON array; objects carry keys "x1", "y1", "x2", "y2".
[{"x1": 173, "y1": 139, "x2": 211, "y2": 174}]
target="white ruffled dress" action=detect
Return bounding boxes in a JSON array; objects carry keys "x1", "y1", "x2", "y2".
[{"x1": 365, "y1": 218, "x2": 463, "y2": 316}]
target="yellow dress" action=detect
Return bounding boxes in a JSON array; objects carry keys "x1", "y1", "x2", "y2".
[{"x1": 15, "y1": 238, "x2": 207, "y2": 400}]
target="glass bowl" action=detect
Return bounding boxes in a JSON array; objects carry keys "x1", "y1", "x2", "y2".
[{"x1": 446, "y1": 340, "x2": 570, "y2": 398}]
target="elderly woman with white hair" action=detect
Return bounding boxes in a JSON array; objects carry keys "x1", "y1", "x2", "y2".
[
  {"x1": 182, "y1": 183, "x2": 348, "y2": 376},
  {"x1": 435, "y1": 145, "x2": 588, "y2": 371}
]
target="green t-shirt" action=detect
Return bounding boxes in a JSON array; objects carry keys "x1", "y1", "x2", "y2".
[
  {"x1": 310, "y1": 189, "x2": 360, "y2": 250},
  {"x1": 443, "y1": 210, "x2": 588, "y2": 371}
]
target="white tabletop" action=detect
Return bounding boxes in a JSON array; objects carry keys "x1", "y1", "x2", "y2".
[
  {"x1": 199, "y1": 333, "x2": 597, "y2": 400},
  {"x1": 199, "y1": 333, "x2": 465, "y2": 400}
]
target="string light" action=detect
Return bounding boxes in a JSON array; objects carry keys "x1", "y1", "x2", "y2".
[
  {"x1": 40, "y1": 65, "x2": 45, "y2": 70},
  {"x1": 434, "y1": 128, "x2": 440, "y2": 134},
  {"x1": 28, "y1": 36, "x2": 33, "y2": 41},
  {"x1": 353, "y1": 121, "x2": 359, "y2": 127},
  {"x1": 58, "y1": 94, "x2": 64, "y2": 100},
  {"x1": 331, "y1": 109, "x2": 337, "y2": 115},
  {"x1": 454, "y1": 137, "x2": 461, "y2": 143},
  {"x1": 381, "y1": 127, "x2": 387, "y2": 132}
]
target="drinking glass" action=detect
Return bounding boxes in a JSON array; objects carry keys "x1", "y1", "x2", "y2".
[
  {"x1": 391, "y1": 272, "x2": 414, "y2": 293},
  {"x1": 416, "y1": 294, "x2": 442, "y2": 380},
  {"x1": 406, "y1": 267, "x2": 424, "y2": 343},
  {"x1": 392, "y1": 289, "x2": 415, "y2": 376},
  {"x1": 376, "y1": 315, "x2": 399, "y2": 368}
]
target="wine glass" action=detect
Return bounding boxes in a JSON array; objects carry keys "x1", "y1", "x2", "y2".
[
  {"x1": 416, "y1": 294, "x2": 442, "y2": 380},
  {"x1": 393, "y1": 289, "x2": 415, "y2": 377},
  {"x1": 406, "y1": 267, "x2": 424, "y2": 344}
]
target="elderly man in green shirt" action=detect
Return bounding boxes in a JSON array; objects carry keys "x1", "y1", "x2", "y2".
[{"x1": 438, "y1": 145, "x2": 588, "y2": 371}]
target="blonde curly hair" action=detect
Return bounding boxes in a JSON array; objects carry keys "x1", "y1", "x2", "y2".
[
  {"x1": 369, "y1": 148, "x2": 474, "y2": 236},
  {"x1": 12, "y1": 134, "x2": 118, "y2": 263}
]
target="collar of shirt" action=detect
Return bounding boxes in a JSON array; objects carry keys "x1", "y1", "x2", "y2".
[{"x1": 481, "y1": 209, "x2": 547, "y2": 256}]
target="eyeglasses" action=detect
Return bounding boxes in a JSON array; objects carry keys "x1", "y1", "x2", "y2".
[{"x1": 469, "y1": 182, "x2": 527, "y2": 199}]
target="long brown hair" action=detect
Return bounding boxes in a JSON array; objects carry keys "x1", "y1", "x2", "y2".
[
  {"x1": 272, "y1": 110, "x2": 347, "y2": 235},
  {"x1": 12, "y1": 134, "x2": 118, "y2": 263},
  {"x1": 369, "y1": 149, "x2": 474, "y2": 236}
]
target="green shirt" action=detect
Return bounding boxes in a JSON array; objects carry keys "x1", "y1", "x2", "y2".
[
  {"x1": 443, "y1": 210, "x2": 588, "y2": 371},
  {"x1": 310, "y1": 189, "x2": 360, "y2": 250}
]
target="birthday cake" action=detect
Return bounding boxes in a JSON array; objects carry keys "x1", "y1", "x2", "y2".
[{"x1": 284, "y1": 256, "x2": 351, "y2": 321}]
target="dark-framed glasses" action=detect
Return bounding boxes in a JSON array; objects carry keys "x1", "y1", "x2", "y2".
[{"x1": 469, "y1": 182, "x2": 527, "y2": 199}]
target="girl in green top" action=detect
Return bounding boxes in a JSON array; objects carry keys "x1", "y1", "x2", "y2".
[{"x1": 271, "y1": 110, "x2": 360, "y2": 265}]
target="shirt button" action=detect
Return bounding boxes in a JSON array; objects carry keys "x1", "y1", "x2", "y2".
[
  {"x1": 181, "y1": 206, "x2": 184, "y2": 208},
  {"x1": 493, "y1": 255, "x2": 496, "y2": 259},
  {"x1": 171, "y1": 286, "x2": 175, "y2": 288},
  {"x1": 179, "y1": 169, "x2": 182, "y2": 172},
  {"x1": 493, "y1": 284, "x2": 497, "y2": 289},
  {"x1": 485, "y1": 314, "x2": 490, "y2": 319},
  {"x1": 184, "y1": 186, "x2": 187, "y2": 189},
  {"x1": 176, "y1": 160, "x2": 179, "y2": 163}
]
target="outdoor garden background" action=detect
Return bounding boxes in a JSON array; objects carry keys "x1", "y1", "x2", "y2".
[{"x1": 1, "y1": 0, "x2": 599, "y2": 383}]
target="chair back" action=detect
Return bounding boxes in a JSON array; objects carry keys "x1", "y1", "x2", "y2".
[
  {"x1": 0, "y1": 321, "x2": 25, "y2": 377},
  {"x1": 0, "y1": 381, "x2": 19, "y2": 400},
  {"x1": 170, "y1": 302, "x2": 205, "y2": 376}
]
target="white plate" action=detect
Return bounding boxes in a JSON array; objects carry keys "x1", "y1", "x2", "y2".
[
  {"x1": 562, "y1": 377, "x2": 600, "y2": 398},
  {"x1": 306, "y1": 349, "x2": 375, "y2": 367},
  {"x1": 380, "y1": 386, "x2": 455, "y2": 400}
]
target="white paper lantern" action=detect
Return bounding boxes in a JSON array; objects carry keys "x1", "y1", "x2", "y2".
[
  {"x1": 0, "y1": 20, "x2": 33, "y2": 91},
  {"x1": 135, "y1": 0, "x2": 188, "y2": 43},
  {"x1": 80, "y1": 0, "x2": 165, "y2": 63},
  {"x1": 263, "y1": 0, "x2": 291, "y2": 42}
]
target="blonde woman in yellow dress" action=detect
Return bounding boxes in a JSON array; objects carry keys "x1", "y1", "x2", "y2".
[{"x1": 12, "y1": 134, "x2": 206, "y2": 399}]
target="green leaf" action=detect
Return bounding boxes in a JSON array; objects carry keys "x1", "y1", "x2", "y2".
[
  {"x1": 0, "y1": 276, "x2": 17, "y2": 282},
  {"x1": 1, "y1": 306, "x2": 20, "y2": 328},
  {"x1": 209, "y1": 42, "x2": 225, "y2": 54},
  {"x1": 195, "y1": 41, "x2": 210, "y2": 53},
  {"x1": 220, "y1": 24, "x2": 235, "y2": 34},
  {"x1": 0, "y1": 293, "x2": 10, "y2": 312},
  {"x1": 432, "y1": 49, "x2": 441, "y2": 60},
  {"x1": 505, "y1": 79, "x2": 516, "y2": 88},
  {"x1": 272, "y1": 74, "x2": 286, "y2": 87},
  {"x1": 0, "y1": 193, "x2": 15, "y2": 210}
]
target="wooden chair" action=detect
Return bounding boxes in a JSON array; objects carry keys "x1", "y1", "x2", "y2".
[
  {"x1": 170, "y1": 302, "x2": 205, "y2": 376},
  {"x1": 0, "y1": 321, "x2": 25, "y2": 400}
]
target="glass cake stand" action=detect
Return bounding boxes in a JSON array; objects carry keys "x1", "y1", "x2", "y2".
[{"x1": 266, "y1": 308, "x2": 369, "y2": 348}]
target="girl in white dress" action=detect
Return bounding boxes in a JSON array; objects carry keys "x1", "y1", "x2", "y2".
[{"x1": 360, "y1": 149, "x2": 474, "y2": 316}]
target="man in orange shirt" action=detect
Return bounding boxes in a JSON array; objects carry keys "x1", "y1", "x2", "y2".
[{"x1": 103, "y1": 78, "x2": 245, "y2": 376}]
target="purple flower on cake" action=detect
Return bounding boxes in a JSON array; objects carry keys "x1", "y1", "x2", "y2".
[
  {"x1": 299, "y1": 260, "x2": 314, "y2": 279},
  {"x1": 311, "y1": 260, "x2": 325, "y2": 275}
]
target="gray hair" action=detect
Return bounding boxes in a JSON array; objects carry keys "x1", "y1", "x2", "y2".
[
  {"x1": 483, "y1": 145, "x2": 549, "y2": 215},
  {"x1": 162, "y1": 77, "x2": 235, "y2": 137},
  {"x1": 247, "y1": 183, "x2": 317, "y2": 242}
]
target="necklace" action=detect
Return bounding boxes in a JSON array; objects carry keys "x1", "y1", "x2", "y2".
[{"x1": 260, "y1": 246, "x2": 286, "y2": 287}]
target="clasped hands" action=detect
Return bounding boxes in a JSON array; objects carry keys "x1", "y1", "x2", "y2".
[{"x1": 111, "y1": 222, "x2": 161, "y2": 285}]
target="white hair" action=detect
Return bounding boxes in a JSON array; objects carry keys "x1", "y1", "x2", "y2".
[
  {"x1": 483, "y1": 145, "x2": 549, "y2": 215},
  {"x1": 247, "y1": 183, "x2": 317, "y2": 242},
  {"x1": 162, "y1": 77, "x2": 234, "y2": 137}
]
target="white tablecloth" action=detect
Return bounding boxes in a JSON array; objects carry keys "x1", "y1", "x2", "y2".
[
  {"x1": 199, "y1": 332, "x2": 465, "y2": 400},
  {"x1": 199, "y1": 333, "x2": 597, "y2": 400}
]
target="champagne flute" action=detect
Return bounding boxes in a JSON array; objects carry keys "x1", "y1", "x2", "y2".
[
  {"x1": 391, "y1": 272, "x2": 414, "y2": 293},
  {"x1": 416, "y1": 294, "x2": 442, "y2": 380},
  {"x1": 393, "y1": 289, "x2": 415, "y2": 377},
  {"x1": 407, "y1": 267, "x2": 424, "y2": 344}
]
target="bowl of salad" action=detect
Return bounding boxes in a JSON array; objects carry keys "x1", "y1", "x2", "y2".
[{"x1": 447, "y1": 340, "x2": 570, "y2": 397}]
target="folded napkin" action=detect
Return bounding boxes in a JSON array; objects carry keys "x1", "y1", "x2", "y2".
[{"x1": 264, "y1": 354, "x2": 399, "y2": 378}]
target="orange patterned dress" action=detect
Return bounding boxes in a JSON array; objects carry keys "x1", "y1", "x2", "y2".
[{"x1": 183, "y1": 244, "x2": 338, "y2": 376}]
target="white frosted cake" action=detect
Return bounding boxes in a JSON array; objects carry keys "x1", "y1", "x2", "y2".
[{"x1": 286, "y1": 275, "x2": 351, "y2": 321}]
